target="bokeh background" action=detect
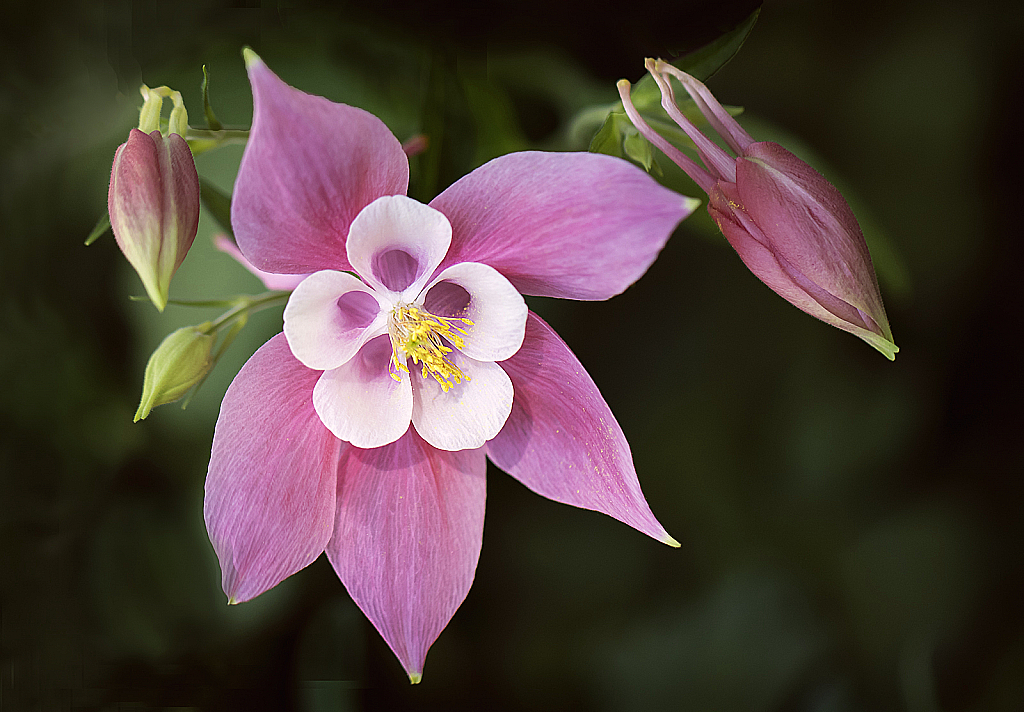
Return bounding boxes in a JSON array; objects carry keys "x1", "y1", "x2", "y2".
[{"x1": 2, "y1": 0, "x2": 1023, "y2": 710}]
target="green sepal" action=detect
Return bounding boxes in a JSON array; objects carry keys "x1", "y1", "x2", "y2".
[
  {"x1": 201, "y1": 65, "x2": 223, "y2": 131},
  {"x1": 134, "y1": 323, "x2": 216, "y2": 421},
  {"x1": 84, "y1": 211, "x2": 111, "y2": 246}
]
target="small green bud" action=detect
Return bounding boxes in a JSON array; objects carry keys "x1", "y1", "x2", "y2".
[{"x1": 135, "y1": 323, "x2": 216, "y2": 421}]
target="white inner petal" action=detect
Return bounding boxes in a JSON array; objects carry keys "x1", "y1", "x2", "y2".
[
  {"x1": 421, "y1": 262, "x2": 527, "y2": 362},
  {"x1": 313, "y1": 335, "x2": 413, "y2": 449},
  {"x1": 411, "y1": 352, "x2": 514, "y2": 451},
  {"x1": 346, "y1": 195, "x2": 452, "y2": 300},
  {"x1": 283, "y1": 270, "x2": 387, "y2": 371}
]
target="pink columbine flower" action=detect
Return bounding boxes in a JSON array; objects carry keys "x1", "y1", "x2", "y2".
[
  {"x1": 618, "y1": 60, "x2": 897, "y2": 359},
  {"x1": 108, "y1": 85, "x2": 200, "y2": 312},
  {"x1": 204, "y1": 51, "x2": 696, "y2": 683}
]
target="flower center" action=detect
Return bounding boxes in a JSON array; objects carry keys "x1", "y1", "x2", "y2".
[{"x1": 387, "y1": 304, "x2": 474, "y2": 392}]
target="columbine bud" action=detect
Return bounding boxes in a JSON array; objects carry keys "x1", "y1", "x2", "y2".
[
  {"x1": 135, "y1": 323, "x2": 215, "y2": 421},
  {"x1": 108, "y1": 85, "x2": 200, "y2": 312},
  {"x1": 618, "y1": 60, "x2": 897, "y2": 360}
]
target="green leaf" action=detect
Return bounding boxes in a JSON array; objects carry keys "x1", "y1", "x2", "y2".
[
  {"x1": 84, "y1": 211, "x2": 111, "y2": 246},
  {"x1": 630, "y1": 6, "x2": 761, "y2": 111},
  {"x1": 676, "y1": 7, "x2": 761, "y2": 82},
  {"x1": 200, "y1": 65, "x2": 223, "y2": 131},
  {"x1": 199, "y1": 179, "x2": 232, "y2": 236},
  {"x1": 588, "y1": 111, "x2": 627, "y2": 158},
  {"x1": 622, "y1": 129, "x2": 654, "y2": 171}
]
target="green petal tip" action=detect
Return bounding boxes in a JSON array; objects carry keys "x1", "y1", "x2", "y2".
[
  {"x1": 408, "y1": 672, "x2": 422, "y2": 685},
  {"x1": 241, "y1": 47, "x2": 262, "y2": 69},
  {"x1": 662, "y1": 533, "x2": 681, "y2": 548}
]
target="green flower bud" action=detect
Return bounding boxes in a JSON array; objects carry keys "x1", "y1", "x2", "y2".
[{"x1": 135, "y1": 323, "x2": 216, "y2": 421}]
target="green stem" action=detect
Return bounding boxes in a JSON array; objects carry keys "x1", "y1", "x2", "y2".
[
  {"x1": 186, "y1": 128, "x2": 250, "y2": 141},
  {"x1": 202, "y1": 291, "x2": 289, "y2": 335}
]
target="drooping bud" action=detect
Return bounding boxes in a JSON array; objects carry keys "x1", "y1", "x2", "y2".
[
  {"x1": 108, "y1": 85, "x2": 200, "y2": 311},
  {"x1": 135, "y1": 323, "x2": 216, "y2": 421},
  {"x1": 618, "y1": 61, "x2": 898, "y2": 360}
]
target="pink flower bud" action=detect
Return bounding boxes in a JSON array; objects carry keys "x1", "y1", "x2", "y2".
[
  {"x1": 108, "y1": 128, "x2": 200, "y2": 311},
  {"x1": 619, "y1": 61, "x2": 897, "y2": 359}
]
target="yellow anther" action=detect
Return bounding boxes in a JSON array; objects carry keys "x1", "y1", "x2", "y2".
[{"x1": 388, "y1": 304, "x2": 474, "y2": 392}]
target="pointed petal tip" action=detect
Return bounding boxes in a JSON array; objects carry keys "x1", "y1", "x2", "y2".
[
  {"x1": 241, "y1": 47, "x2": 263, "y2": 70},
  {"x1": 683, "y1": 195, "x2": 702, "y2": 213},
  {"x1": 408, "y1": 671, "x2": 423, "y2": 685},
  {"x1": 661, "y1": 533, "x2": 681, "y2": 548},
  {"x1": 227, "y1": 596, "x2": 239, "y2": 605}
]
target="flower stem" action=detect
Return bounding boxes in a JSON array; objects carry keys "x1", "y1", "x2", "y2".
[{"x1": 202, "y1": 291, "x2": 289, "y2": 336}]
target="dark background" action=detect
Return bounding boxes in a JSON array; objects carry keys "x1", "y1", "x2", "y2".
[{"x1": 2, "y1": 1, "x2": 1023, "y2": 710}]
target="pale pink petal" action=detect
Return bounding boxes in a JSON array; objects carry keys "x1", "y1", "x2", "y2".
[
  {"x1": 312, "y1": 335, "x2": 413, "y2": 448},
  {"x1": 487, "y1": 312, "x2": 677, "y2": 545},
  {"x1": 232, "y1": 56, "x2": 409, "y2": 275},
  {"x1": 326, "y1": 430, "x2": 486, "y2": 682},
  {"x1": 430, "y1": 151, "x2": 697, "y2": 300},
  {"x1": 411, "y1": 353, "x2": 513, "y2": 452},
  {"x1": 283, "y1": 270, "x2": 387, "y2": 371},
  {"x1": 346, "y1": 195, "x2": 452, "y2": 298},
  {"x1": 204, "y1": 333, "x2": 342, "y2": 603},
  {"x1": 657, "y1": 61, "x2": 754, "y2": 155},
  {"x1": 213, "y1": 234, "x2": 308, "y2": 291},
  {"x1": 648, "y1": 65, "x2": 737, "y2": 182},
  {"x1": 617, "y1": 79, "x2": 715, "y2": 194},
  {"x1": 422, "y1": 262, "x2": 526, "y2": 362}
]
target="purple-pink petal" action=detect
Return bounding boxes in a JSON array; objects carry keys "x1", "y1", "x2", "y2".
[
  {"x1": 326, "y1": 430, "x2": 486, "y2": 682},
  {"x1": 204, "y1": 333, "x2": 342, "y2": 603},
  {"x1": 430, "y1": 151, "x2": 696, "y2": 300},
  {"x1": 736, "y1": 142, "x2": 887, "y2": 325},
  {"x1": 231, "y1": 56, "x2": 409, "y2": 275},
  {"x1": 487, "y1": 312, "x2": 677, "y2": 546}
]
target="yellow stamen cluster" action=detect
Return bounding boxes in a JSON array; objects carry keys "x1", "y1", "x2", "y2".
[{"x1": 388, "y1": 304, "x2": 474, "y2": 392}]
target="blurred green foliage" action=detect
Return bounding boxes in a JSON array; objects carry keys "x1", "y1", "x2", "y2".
[{"x1": 2, "y1": 0, "x2": 1023, "y2": 710}]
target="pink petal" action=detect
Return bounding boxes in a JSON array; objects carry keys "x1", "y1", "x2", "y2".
[
  {"x1": 346, "y1": 195, "x2": 452, "y2": 298},
  {"x1": 487, "y1": 312, "x2": 677, "y2": 545},
  {"x1": 213, "y1": 234, "x2": 308, "y2": 291},
  {"x1": 411, "y1": 352, "x2": 514, "y2": 451},
  {"x1": 429, "y1": 152, "x2": 697, "y2": 300},
  {"x1": 283, "y1": 270, "x2": 387, "y2": 371},
  {"x1": 422, "y1": 262, "x2": 526, "y2": 362},
  {"x1": 231, "y1": 55, "x2": 409, "y2": 275},
  {"x1": 736, "y1": 142, "x2": 888, "y2": 325},
  {"x1": 204, "y1": 333, "x2": 342, "y2": 603},
  {"x1": 709, "y1": 182, "x2": 897, "y2": 356},
  {"x1": 326, "y1": 430, "x2": 486, "y2": 682},
  {"x1": 312, "y1": 335, "x2": 413, "y2": 448}
]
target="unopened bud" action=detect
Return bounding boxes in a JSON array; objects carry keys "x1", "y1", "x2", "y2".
[
  {"x1": 108, "y1": 85, "x2": 200, "y2": 311},
  {"x1": 135, "y1": 323, "x2": 216, "y2": 421}
]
